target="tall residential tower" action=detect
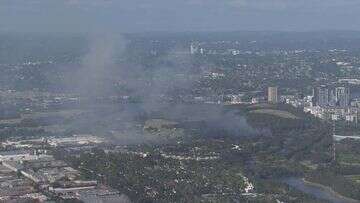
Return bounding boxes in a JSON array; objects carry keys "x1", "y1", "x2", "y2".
[{"x1": 268, "y1": 87, "x2": 278, "y2": 103}]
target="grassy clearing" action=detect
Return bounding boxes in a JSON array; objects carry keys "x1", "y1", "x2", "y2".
[
  {"x1": 345, "y1": 175, "x2": 360, "y2": 184},
  {"x1": 338, "y1": 153, "x2": 360, "y2": 165},
  {"x1": 249, "y1": 109, "x2": 299, "y2": 119}
]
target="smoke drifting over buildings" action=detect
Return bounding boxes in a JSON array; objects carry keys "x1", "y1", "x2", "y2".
[{"x1": 67, "y1": 34, "x2": 258, "y2": 144}]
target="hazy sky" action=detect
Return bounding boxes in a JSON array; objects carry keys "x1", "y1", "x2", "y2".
[{"x1": 1, "y1": 0, "x2": 360, "y2": 33}]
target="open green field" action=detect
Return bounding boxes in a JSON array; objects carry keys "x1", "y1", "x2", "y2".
[
  {"x1": 22, "y1": 109, "x2": 85, "y2": 119},
  {"x1": 249, "y1": 109, "x2": 299, "y2": 119},
  {"x1": 345, "y1": 175, "x2": 360, "y2": 184},
  {"x1": 338, "y1": 153, "x2": 360, "y2": 165},
  {"x1": 0, "y1": 118, "x2": 22, "y2": 124}
]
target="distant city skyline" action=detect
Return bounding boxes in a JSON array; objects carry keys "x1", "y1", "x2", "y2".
[{"x1": 1, "y1": 0, "x2": 360, "y2": 33}]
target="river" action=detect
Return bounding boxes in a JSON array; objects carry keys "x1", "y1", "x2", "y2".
[{"x1": 283, "y1": 178, "x2": 359, "y2": 203}]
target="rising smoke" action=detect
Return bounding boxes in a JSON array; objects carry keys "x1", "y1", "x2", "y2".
[
  {"x1": 67, "y1": 33, "x2": 258, "y2": 143},
  {"x1": 75, "y1": 34, "x2": 126, "y2": 97}
]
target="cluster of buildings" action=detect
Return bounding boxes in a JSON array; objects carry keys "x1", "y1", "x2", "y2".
[
  {"x1": 312, "y1": 85, "x2": 350, "y2": 108},
  {"x1": 189, "y1": 42, "x2": 276, "y2": 56},
  {"x1": 281, "y1": 84, "x2": 360, "y2": 123},
  {"x1": 242, "y1": 83, "x2": 360, "y2": 123},
  {"x1": 249, "y1": 87, "x2": 279, "y2": 105},
  {"x1": 190, "y1": 42, "x2": 253, "y2": 56},
  {"x1": 190, "y1": 41, "x2": 253, "y2": 56},
  {"x1": 0, "y1": 134, "x2": 125, "y2": 202},
  {"x1": 0, "y1": 164, "x2": 47, "y2": 202},
  {"x1": 305, "y1": 85, "x2": 358, "y2": 122},
  {"x1": 190, "y1": 42, "x2": 205, "y2": 55},
  {"x1": 221, "y1": 87, "x2": 280, "y2": 105}
]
